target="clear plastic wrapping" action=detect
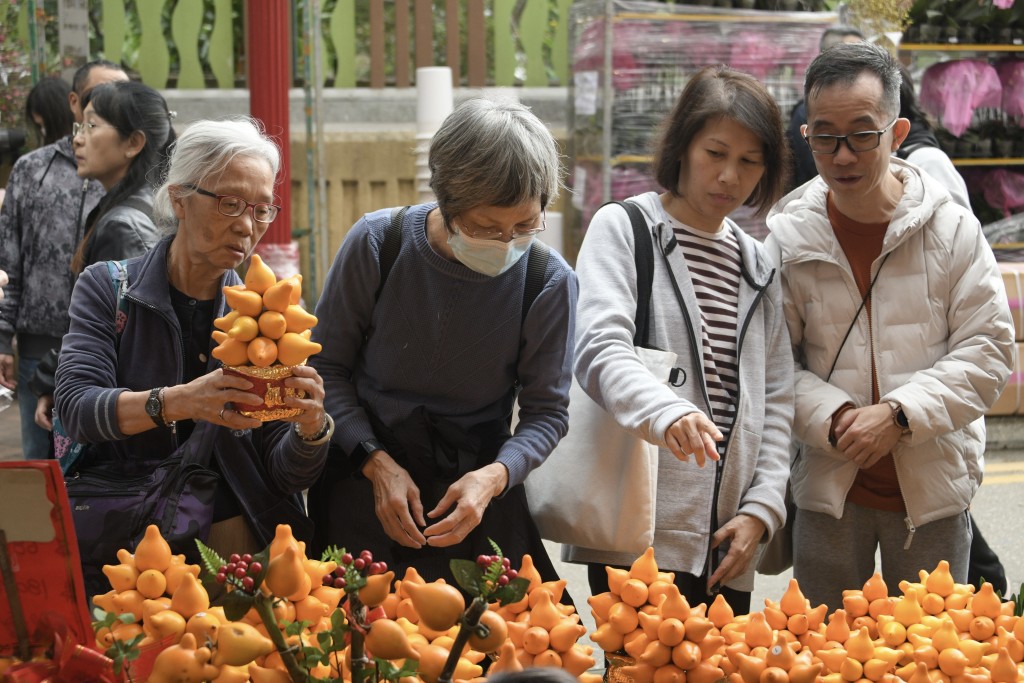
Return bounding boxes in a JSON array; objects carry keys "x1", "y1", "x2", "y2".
[{"x1": 568, "y1": 0, "x2": 838, "y2": 245}]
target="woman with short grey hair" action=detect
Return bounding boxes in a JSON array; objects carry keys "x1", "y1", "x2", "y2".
[
  {"x1": 152, "y1": 117, "x2": 281, "y2": 234},
  {"x1": 55, "y1": 117, "x2": 329, "y2": 600},
  {"x1": 309, "y1": 98, "x2": 578, "y2": 586}
]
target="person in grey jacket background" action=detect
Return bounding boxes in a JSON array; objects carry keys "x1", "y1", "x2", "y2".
[
  {"x1": 0, "y1": 59, "x2": 127, "y2": 459},
  {"x1": 765, "y1": 42, "x2": 1014, "y2": 611},
  {"x1": 567, "y1": 67, "x2": 794, "y2": 613}
]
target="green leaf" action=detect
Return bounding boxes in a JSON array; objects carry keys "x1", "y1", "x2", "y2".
[
  {"x1": 450, "y1": 559, "x2": 484, "y2": 596},
  {"x1": 223, "y1": 588, "x2": 257, "y2": 622},
  {"x1": 284, "y1": 619, "x2": 312, "y2": 637},
  {"x1": 117, "y1": 612, "x2": 137, "y2": 625},
  {"x1": 250, "y1": 547, "x2": 270, "y2": 588},
  {"x1": 317, "y1": 630, "x2": 334, "y2": 650},
  {"x1": 397, "y1": 658, "x2": 420, "y2": 677},
  {"x1": 195, "y1": 538, "x2": 226, "y2": 578},
  {"x1": 490, "y1": 576, "x2": 530, "y2": 606}
]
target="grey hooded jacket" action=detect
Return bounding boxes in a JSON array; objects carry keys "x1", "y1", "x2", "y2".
[
  {"x1": 0, "y1": 136, "x2": 103, "y2": 356},
  {"x1": 564, "y1": 192, "x2": 794, "y2": 592}
]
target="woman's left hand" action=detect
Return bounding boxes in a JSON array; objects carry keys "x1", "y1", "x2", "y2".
[
  {"x1": 282, "y1": 364, "x2": 328, "y2": 436},
  {"x1": 706, "y1": 514, "x2": 766, "y2": 591},
  {"x1": 423, "y1": 463, "x2": 508, "y2": 547}
]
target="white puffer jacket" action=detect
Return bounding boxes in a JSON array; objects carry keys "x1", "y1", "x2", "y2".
[{"x1": 765, "y1": 159, "x2": 1015, "y2": 544}]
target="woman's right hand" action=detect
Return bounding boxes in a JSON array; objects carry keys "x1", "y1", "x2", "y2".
[
  {"x1": 164, "y1": 368, "x2": 263, "y2": 430},
  {"x1": 665, "y1": 412, "x2": 722, "y2": 467},
  {"x1": 361, "y1": 451, "x2": 427, "y2": 548}
]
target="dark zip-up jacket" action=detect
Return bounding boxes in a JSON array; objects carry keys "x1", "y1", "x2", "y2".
[
  {"x1": 54, "y1": 237, "x2": 327, "y2": 547},
  {"x1": 0, "y1": 136, "x2": 103, "y2": 356}
]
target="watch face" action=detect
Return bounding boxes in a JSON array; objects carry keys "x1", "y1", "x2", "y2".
[{"x1": 146, "y1": 390, "x2": 161, "y2": 417}]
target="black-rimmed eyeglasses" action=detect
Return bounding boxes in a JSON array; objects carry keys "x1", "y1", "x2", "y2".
[
  {"x1": 184, "y1": 184, "x2": 280, "y2": 224},
  {"x1": 804, "y1": 118, "x2": 899, "y2": 155}
]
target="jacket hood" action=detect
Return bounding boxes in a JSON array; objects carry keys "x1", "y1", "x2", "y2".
[
  {"x1": 766, "y1": 158, "x2": 952, "y2": 265},
  {"x1": 54, "y1": 135, "x2": 76, "y2": 163},
  {"x1": 628, "y1": 191, "x2": 777, "y2": 285}
]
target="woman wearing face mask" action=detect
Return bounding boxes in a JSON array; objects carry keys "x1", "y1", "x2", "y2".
[{"x1": 308, "y1": 98, "x2": 578, "y2": 585}]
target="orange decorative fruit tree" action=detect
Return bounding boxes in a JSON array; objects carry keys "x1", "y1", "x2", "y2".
[{"x1": 211, "y1": 255, "x2": 321, "y2": 420}]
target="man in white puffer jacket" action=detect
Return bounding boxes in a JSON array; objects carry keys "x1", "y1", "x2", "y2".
[{"x1": 765, "y1": 42, "x2": 1015, "y2": 610}]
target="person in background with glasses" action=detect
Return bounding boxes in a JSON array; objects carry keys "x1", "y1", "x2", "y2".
[
  {"x1": 0, "y1": 60, "x2": 126, "y2": 460},
  {"x1": 569, "y1": 66, "x2": 793, "y2": 615},
  {"x1": 308, "y1": 98, "x2": 578, "y2": 587},
  {"x1": 29, "y1": 80, "x2": 175, "y2": 444},
  {"x1": 765, "y1": 42, "x2": 1014, "y2": 611},
  {"x1": 54, "y1": 118, "x2": 329, "y2": 599},
  {"x1": 70, "y1": 80, "x2": 175, "y2": 273}
]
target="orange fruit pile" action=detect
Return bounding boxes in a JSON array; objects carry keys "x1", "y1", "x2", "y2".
[{"x1": 212, "y1": 254, "x2": 321, "y2": 368}]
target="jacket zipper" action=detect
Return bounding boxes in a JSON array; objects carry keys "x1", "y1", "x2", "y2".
[
  {"x1": 864, "y1": 260, "x2": 916, "y2": 549},
  {"x1": 125, "y1": 292, "x2": 184, "y2": 448},
  {"x1": 660, "y1": 232, "x2": 774, "y2": 583},
  {"x1": 705, "y1": 267, "x2": 772, "y2": 579}
]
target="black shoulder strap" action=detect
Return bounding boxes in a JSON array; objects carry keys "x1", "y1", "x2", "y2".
[
  {"x1": 521, "y1": 240, "x2": 550, "y2": 326},
  {"x1": 376, "y1": 206, "x2": 409, "y2": 300},
  {"x1": 611, "y1": 200, "x2": 654, "y2": 347}
]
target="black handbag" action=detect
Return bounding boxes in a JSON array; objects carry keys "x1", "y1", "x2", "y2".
[{"x1": 65, "y1": 420, "x2": 219, "y2": 599}]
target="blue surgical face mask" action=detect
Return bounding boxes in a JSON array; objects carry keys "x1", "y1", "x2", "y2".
[{"x1": 448, "y1": 229, "x2": 533, "y2": 277}]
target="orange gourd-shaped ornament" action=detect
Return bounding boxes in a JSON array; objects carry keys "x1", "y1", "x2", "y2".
[
  {"x1": 170, "y1": 571, "x2": 210, "y2": 620},
  {"x1": 147, "y1": 632, "x2": 219, "y2": 683},
  {"x1": 404, "y1": 581, "x2": 466, "y2": 632},
  {"x1": 779, "y1": 578, "x2": 809, "y2": 617},
  {"x1": 707, "y1": 592, "x2": 734, "y2": 629},
  {"x1": 658, "y1": 583, "x2": 692, "y2": 621},
  {"x1": 924, "y1": 560, "x2": 955, "y2": 598},
  {"x1": 244, "y1": 254, "x2": 276, "y2": 294},
  {"x1": 268, "y1": 523, "x2": 300, "y2": 560},
  {"x1": 364, "y1": 618, "x2": 420, "y2": 660},
  {"x1": 629, "y1": 547, "x2": 660, "y2": 585},
  {"x1": 134, "y1": 524, "x2": 172, "y2": 573},
  {"x1": 265, "y1": 546, "x2": 305, "y2": 598}
]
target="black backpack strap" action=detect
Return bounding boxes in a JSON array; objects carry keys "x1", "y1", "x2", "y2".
[
  {"x1": 376, "y1": 206, "x2": 409, "y2": 300},
  {"x1": 609, "y1": 200, "x2": 654, "y2": 347},
  {"x1": 521, "y1": 240, "x2": 550, "y2": 326}
]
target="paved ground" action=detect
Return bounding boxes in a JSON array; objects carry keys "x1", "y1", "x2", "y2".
[{"x1": 3, "y1": 394, "x2": 1022, "y2": 641}]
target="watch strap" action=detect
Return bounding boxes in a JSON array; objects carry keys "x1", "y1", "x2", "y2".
[{"x1": 146, "y1": 387, "x2": 166, "y2": 428}]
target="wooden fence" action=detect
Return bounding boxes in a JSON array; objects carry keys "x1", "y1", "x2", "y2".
[{"x1": 12, "y1": 0, "x2": 574, "y2": 90}]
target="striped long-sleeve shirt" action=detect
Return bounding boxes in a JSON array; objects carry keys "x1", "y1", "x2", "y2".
[{"x1": 666, "y1": 215, "x2": 741, "y2": 446}]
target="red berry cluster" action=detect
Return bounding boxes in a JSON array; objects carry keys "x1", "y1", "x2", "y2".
[
  {"x1": 477, "y1": 554, "x2": 517, "y2": 587},
  {"x1": 215, "y1": 553, "x2": 262, "y2": 593},
  {"x1": 322, "y1": 549, "x2": 388, "y2": 590}
]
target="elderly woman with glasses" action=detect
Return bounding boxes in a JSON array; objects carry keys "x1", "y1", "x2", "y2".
[
  {"x1": 308, "y1": 98, "x2": 578, "y2": 585},
  {"x1": 54, "y1": 118, "x2": 330, "y2": 600}
]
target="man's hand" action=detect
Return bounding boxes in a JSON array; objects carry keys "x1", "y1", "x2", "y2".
[
  {"x1": 423, "y1": 463, "x2": 508, "y2": 547},
  {"x1": 833, "y1": 404, "x2": 903, "y2": 469},
  {"x1": 362, "y1": 451, "x2": 427, "y2": 548},
  {"x1": 707, "y1": 514, "x2": 766, "y2": 590},
  {"x1": 0, "y1": 354, "x2": 15, "y2": 390},
  {"x1": 665, "y1": 412, "x2": 722, "y2": 467}
]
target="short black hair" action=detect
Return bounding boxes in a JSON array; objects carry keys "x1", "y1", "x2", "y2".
[
  {"x1": 71, "y1": 59, "x2": 125, "y2": 96},
  {"x1": 804, "y1": 42, "x2": 902, "y2": 121}
]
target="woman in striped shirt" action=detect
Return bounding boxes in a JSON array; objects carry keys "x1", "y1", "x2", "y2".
[{"x1": 567, "y1": 66, "x2": 795, "y2": 613}]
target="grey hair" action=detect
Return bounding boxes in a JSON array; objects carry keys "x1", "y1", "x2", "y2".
[
  {"x1": 152, "y1": 117, "x2": 281, "y2": 234},
  {"x1": 805, "y1": 41, "x2": 902, "y2": 120},
  {"x1": 428, "y1": 98, "x2": 562, "y2": 229}
]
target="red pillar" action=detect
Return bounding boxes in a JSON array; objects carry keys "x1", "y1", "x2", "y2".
[{"x1": 247, "y1": 0, "x2": 292, "y2": 244}]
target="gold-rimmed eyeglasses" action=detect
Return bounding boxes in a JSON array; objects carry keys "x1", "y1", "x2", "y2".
[{"x1": 455, "y1": 211, "x2": 547, "y2": 242}]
